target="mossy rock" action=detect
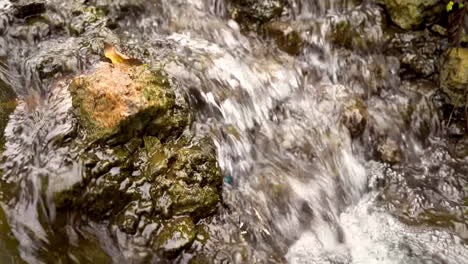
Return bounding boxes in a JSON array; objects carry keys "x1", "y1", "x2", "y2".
[
  {"x1": 54, "y1": 58, "x2": 221, "y2": 259},
  {"x1": 0, "y1": 78, "x2": 17, "y2": 151},
  {"x1": 69, "y1": 63, "x2": 188, "y2": 144},
  {"x1": 328, "y1": 6, "x2": 385, "y2": 52},
  {"x1": 440, "y1": 48, "x2": 468, "y2": 105},
  {"x1": 69, "y1": 6, "x2": 109, "y2": 35},
  {"x1": 379, "y1": 0, "x2": 445, "y2": 30},
  {"x1": 0, "y1": 205, "x2": 24, "y2": 264},
  {"x1": 54, "y1": 134, "x2": 221, "y2": 253},
  {"x1": 377, "y1": 138, "x2": 401, "y2": 163},
  {"x1": 341, "y1": 99, "x2": 368, "y2": 138},
  {"x1": 229, "y1": 0, "x2": 288, "y2": 31},
  {"x1": 263, "y1": 21, "x2": 303, "y2": 55},
  {"x1": 152, "y1": 217, "x2": 196, "y2": 258},
  {"x1": 329, "y1": 21, "x2": 367, "y2": 50},
  {"x1": 142, "y1": 137, "x2": 223, "y2": 219}
]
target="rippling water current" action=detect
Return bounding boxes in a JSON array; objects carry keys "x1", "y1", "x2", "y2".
[{"x1": 0, "y1": 0, "x2": 467, "y2": 263}]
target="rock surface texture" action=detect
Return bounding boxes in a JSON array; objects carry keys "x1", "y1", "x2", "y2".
[
  {"x1": 60, "y1": 63, "x2": 222, "y2": 258},
  {"x1": 379, "y1": 0, "x2": 445, "y2": 29},
  {"x1": 440, "y1": 48, "x2": 468, "y2": 104}
]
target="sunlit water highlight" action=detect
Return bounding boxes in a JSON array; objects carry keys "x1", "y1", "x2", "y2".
[{"x1": 0, "y1": 0, "x2": 467, "y2": 263}]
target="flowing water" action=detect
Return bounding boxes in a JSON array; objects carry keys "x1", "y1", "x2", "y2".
[{"x1": 0, "y1": 0, "x2": 467, "y2": 263}]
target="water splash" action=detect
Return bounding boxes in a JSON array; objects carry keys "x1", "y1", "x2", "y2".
[{"x1": 0, "y1": 0, "x2": 466, "y2": 263}]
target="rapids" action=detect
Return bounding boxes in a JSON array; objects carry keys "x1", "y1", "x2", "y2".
[{"x1": 0, "y1": 0, "x2": 466, "y2": 263}]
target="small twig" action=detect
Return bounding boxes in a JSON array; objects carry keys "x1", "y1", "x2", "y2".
[
  {"x1": 465, "y1": 93, "x2": 468, "y2": 131},
  {"x1": 447, "y1": 94, "x2": 462, "y2": 127}
]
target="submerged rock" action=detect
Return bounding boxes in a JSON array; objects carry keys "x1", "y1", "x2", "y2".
[
  {"x1": 386, "y1": 30, "x2": 446, "y2": 79},
  {"x1": 229, "y1": 0, "x2": 287, "y2": 31},
  {"x1": 440, "y1": 48, "x2": 468, "y2": 105},
  {"x1": 342, "y1": 99, "x2": 368, "y2": 138},
  {"x1": 152, "y1": 217, "x2": 196, "y2": 257},
  {"x1": 13, "y1": 1, "x2": 46, "y2": 19},
  {"x1": 0, "y1": 78, "x2": 16, "y2": 151},
  {"x1": 329, "y1": 20, "x2": 376, "y2": 51},
  {"x1": 263, "y1": 21, "x2": 303, "y2": 55},
  {"x1": 69, "y1": 6, "x2": 109, "y2": 36},
  {"x1": 377, "y1": 146, "x2": 468, "y2": 241},
  {"x1": 379, "y1": 0, "x2": 444, "y2": 30},
  {"x1": 377, "y1": 138, "x2": 401, "y2": 163}
]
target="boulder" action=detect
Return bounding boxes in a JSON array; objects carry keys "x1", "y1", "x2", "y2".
[
  {"x1": 68, "y1": 63, "x2": 187, "y2": 144},
  {"x1": 379, "y1": 0, "x2": 445, "y2": 30},
  {"x1": 54, "y1": 62, "x2": 222, "y2": 257},
  {"x1": 440, "y1": 48, "x2": 468, "y2": 105}
]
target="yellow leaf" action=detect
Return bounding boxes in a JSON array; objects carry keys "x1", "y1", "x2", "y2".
[
  {"x1": 447, "y1": 1, "x2": 454, "y2": 12},
  {"x1": 103, "y1": 43, "x2": 143, "y2": 66}
]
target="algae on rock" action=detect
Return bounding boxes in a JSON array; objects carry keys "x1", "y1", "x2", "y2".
[
  {"x1": 440, "y1": 48, "x2": 468, "y2": 105},
  {"x1": 0, "y1": 79, "x2": 16, "y2": 151},
  {"x1": 263, "y1": 21, "x2": 303, "y2": 55},
  {"x1": 379, "y1": 0, "x2": 445, "y2": 29},
  {"x1": 229, "y1": 0, "x2": 288, "y2": 31},
  {"x1": 68, "y1": 63, "x2": 187, "y2": 144},
  {"x1": 57, "y1": 62, "x2": 222, "y2": 258}
]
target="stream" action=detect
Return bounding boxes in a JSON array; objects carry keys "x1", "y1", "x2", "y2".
[{"x1": 0, "y1": 0, "x2": 467, "y2": 263}]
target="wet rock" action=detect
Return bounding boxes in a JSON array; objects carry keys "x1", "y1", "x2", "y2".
[
  {"x1": 386, "y1": 30, "x2": 446, "y2": 79},
  {"x1": 0, "y1": 206, "x2": 23, "y2": 264},
  {"x1": 377, "y1": 138, "x2": 401, "y2": 163},
  {"x1": 152, "y1": 217, "x2": 196, "y2": 258},
  {"x1": 342, "y1": 99, "x2": 368, "y2": 137},
  {"x1": 263, "y1": 21, "x2": 302, "y2": 55},
  {"x1": 328, "y1": 7, "x2": 384, "y2": 52},
  {"x1": 431, "y1": 24, "x2": 448, "y2": 36},
  {"x1": 188, "y1": 255, "x2": 212, "y2": 264},
  {"x1": 141, "y1": 137, "x2": 222, "y2": 219},
  {"x1": 229, "y1": 0, "x2": 287, "y2": 31},
  {"x1": 379, "y1": 0, "x2": 445, "y2": 30},
  {"x1": 53, "y1": 62, "x2": 222, "y2": 256},
  {"x1": 329, "y1": 21, "x2": 372, "y2": 50},
  {"x1": 451, "y1": 136, "x2": 468, "y2": 158},
  {"x1": 69, "y1": 6, "x2": 108, "y2": 35},
  {"x1": 440, "y1": 48, "x2": 468, "y2": 105},
  {"x1": 0, "y1": 78, "x2": 16, "y2": 151},
  {"x1": 68, "y1": 62, "x2": 187, "y2": 144},
  {"x1": 13, "y1": 1, "x2": 46, "y2": 19},
  {"x1": 377, "y1": 147, "x2": 468, "y2": 240}
]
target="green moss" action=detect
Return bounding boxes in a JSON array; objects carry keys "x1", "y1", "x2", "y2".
[
  {"x1": 57, "y1": 60, "x2": 222, "y2": 258},
  {"x1": 440, "y1": 48, "x2": 468, "y2": 105},
  {"x1": 329, "y1": 21, "x2": 369, "y2": 50},
  {"x1": 152, "y1": 217, "x2": 196, "y2": 257},
  {"x1": 169, "y1": 184, "x2": 220, "y2": 218},
  {"x1": 379, "y1": 0, "x2": 445, "y2": 30},
  {"x1": 69, "y1": 5, "x2": 109, "y2": 35},
  {"x1": 0, "y1": 78, "x2": 17, "y2": 152},
  {"x1": 230, "y1": 0, "x2": 288, "y2": 31},
  {"x1": 263, "y1": 22, "x2": 303, "y2": 55},
  {"x1": 0, "y1": 206, "x2": 24, "y2": 264},
  {"x1": 139, "y1": 137, "x2": 169, "y2": 180},
  {"x1": 188, "y1": 255, "x2": 212, "y2": 264},
  {"x1": 194, "y1": 224, "x2": 210, "y2": 243},
  {"x1": 69, "y1": 65, "x2": 186, "y2": 144}
]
